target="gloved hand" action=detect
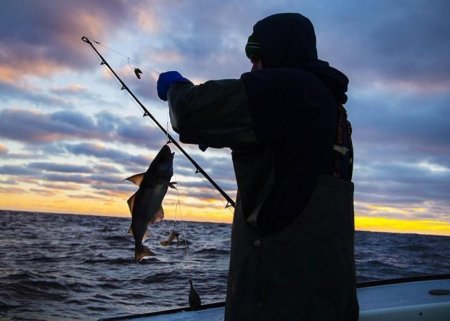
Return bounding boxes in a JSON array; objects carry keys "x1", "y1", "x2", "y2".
[{"x1": 157, "y1": 71, "x2": 191, "y2": 101}]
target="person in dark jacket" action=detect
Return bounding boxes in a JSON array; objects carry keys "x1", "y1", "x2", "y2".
[{"x1": 157, "y1": 12, "x2": 358, "y2": 321}]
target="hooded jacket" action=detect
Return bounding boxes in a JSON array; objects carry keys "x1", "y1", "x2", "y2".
[
  {"x1": 167, "y1": 12, "x2": 358, "y2": 321},
  {"x1": 238, "y1": 13, "x2": 351, "y2": 234}
]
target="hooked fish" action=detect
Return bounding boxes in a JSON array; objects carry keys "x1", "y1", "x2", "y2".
[
  {"x1": 160, "y1": 230, "x2": 180, "y2": 246},
  {"x1": 125, "y1": 144, "x2": 175, "y2": 262}
]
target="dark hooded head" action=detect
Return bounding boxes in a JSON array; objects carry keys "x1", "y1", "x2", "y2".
[{"x1": 245, "y1": 13, "x2": 318, "y2": 68}]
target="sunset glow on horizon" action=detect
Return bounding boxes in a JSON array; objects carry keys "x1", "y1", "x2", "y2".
[{"x1": 1, "y1": 189, "x2": 450, "y2": 237}]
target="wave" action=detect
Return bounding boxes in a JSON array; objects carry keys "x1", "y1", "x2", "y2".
[
  {"x1": 1, "y1": 211, "x2": 449, "y2": 321},
  {"x1": 193, "y1": 248, "x2": 229, "y2": 255}
]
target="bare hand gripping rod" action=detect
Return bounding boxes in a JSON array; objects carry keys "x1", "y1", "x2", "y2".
[{"x1": 81, "y1": 36, "x2": 235, "y2": 208}]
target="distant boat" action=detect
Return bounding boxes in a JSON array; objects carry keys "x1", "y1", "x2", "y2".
[{"x1": 99, "y1": 274, "x2": 450, "y2": 321}]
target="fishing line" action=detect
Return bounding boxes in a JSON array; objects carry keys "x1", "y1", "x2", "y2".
[
  {"x1": 92, "y1": 37, "x2": 160, "y2": 75},
  {"x1": 174, "y1": 189, "x2": 192, "y2": 267},
  {"x1": 171, "y1": 183, "x2": 201, "y2": 307},
  {"x1": 125, "y1": 89, "x2": 232, "y2": 214},
  {"x1": 196, "y1": 168, "x2": 235, "y2": 213},
  {"x1": 82, "y1": 36, "x2": 235, "y2": 209},
  {"x1": 102, "y1": 64, "x2": 150, "y2": 119}
]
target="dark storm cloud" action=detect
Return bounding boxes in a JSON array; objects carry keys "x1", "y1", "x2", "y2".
[
  {"x1": 92, "y1": 163, "x2": 122, "y2": 174},
  {"x1": 28, "y1": 162, "x2": 92, "y2": 173},
  {"x1": 0, "y1": 0, "x2": 132, "y2": 79},
  {"x1": 0, "y1": 108, "x2": 164, "y2": 148},
  {"x1": 0, "y1": 159, "x2": 133, "y2": 193},
  {"x1": 94, "y1": 111, "x2": 166, "y2": 149},
  {"x1": 349, "y1": 91, "x2": 450, "y2": 170},
  {"x1": 88, "y1": 174, "x2": 127, "y2": 185},
  {"x1": 0, "y1": 165, "x2": 34, "y2": 176},
  {"x1": 63, "y1": 142, "x2": 150, "y2": 168},
  {"x1": 316, "y1": 0, "x2": 450, "y2": 88},
  {"x1": 0, "y1": 82, "x2": 69, "y2": 106},
  {"x1": 115, "y1": 116, "x2": 167, "y2": 148},
  {"x1": 355, "y1": 160, "x2": 450, "y2": 204},
  {"x1": 41, "y1": 173, "x2": 91, "y2": 184},
  {"x1": 0, "y1": 109, "x2": 99, "y2": 143}
]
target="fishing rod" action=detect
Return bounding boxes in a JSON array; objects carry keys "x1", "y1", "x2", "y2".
[{"x1": 81, "y1": 36, "x2": 235, "y2": 208}]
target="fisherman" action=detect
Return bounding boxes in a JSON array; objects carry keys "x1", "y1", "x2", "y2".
[{"x1": 157, "y1": 13, "x2": 358, "y2": 321}]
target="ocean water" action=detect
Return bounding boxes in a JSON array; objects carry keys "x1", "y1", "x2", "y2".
[{"x1": 1, "y1": 210, "x2": 449, "y2": 321}]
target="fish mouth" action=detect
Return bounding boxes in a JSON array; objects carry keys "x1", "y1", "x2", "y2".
[
  {"x1": 158, "y1": 145, "x2": 174, "y2": 161},
  {"x1": 161, "y1": 144, "x2": 172, "y2": 154}
]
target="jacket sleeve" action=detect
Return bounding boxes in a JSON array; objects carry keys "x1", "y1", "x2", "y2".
[{"x1": 167, "y1": 79, "x2": 257, "y2": 149}]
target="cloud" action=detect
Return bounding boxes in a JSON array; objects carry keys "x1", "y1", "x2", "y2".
[
  {"x1": 63, "y1": 142, "x2": 147, "y2": 166},
  {"x1": 0, "y1": 144, "x2": 7, "y2": 155},
  {"x1": 49, "y1": 84, "x2": 91, "y2": 96},
  {"x1": 0, "y1": 82, "x2": 69, "y2": 106},
  {"x1": 0, "y1": 0, "x2": 133, "y2": 82},
  {"x1": 355, "y1": 165, "x2": 450, "y2": 203},
  {"x1": 130, "y1": 1, "x2": 254, "y2": 79},
  {"x1": 0, "y1": 165, "x2": 34, "y2": 176},
  {"x1": 0, "y1": 0, "x2": 449, "y2": 231},
  {"x1": 317, "y1": 0, "x2": 450, "y2": 90},
  {"x1": 0, "y1": 108, "x2": 165, "y2": 148},
  {"x1": 0, "y1": 108, "x2": 97, "y2": 143},
  {"x1": 28, "y1": 162, "x2": 92, "y2": 173},
  {"x1": 92, "y1": 164, "x2": 122, "y2": 174},
  {"x1": 349, "y1": 91, "x2": 450, "y2": 170}
]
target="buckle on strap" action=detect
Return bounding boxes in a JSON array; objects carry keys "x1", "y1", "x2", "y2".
[{"x1": 333, "y1": 144, "x2": 350, "y2": 155}]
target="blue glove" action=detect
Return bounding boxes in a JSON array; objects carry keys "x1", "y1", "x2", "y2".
[{"x1": 157, "y1": 71, "x2": 191, "y2": 101}]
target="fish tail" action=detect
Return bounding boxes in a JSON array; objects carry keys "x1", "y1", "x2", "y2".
[{"x1": 135, "y1": 245, "x2": 155, "y2": 263}]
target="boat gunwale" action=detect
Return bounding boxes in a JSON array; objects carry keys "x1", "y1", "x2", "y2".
[{"x1": 98, "y1": 273, "x2": 450, "y2": 321}]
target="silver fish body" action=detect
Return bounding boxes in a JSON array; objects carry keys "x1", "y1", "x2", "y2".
[{"x1": 126, "y1": 145, "x2": 174, "y2": 262}]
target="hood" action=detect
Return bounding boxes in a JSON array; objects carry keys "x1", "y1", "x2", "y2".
[
  {"x1": 249, "y1": 13, "x2": 349, "y2": 104},
  {"x1": 252, "y1": 13, "x2": 318, "y2": 68},
  {"x1": 303, "y1": 60, "x2": 349, "y2": 104}
]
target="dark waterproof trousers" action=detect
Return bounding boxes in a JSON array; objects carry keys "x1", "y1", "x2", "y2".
[{"x1": 225, "y1": 175, "x2": 359, "y2": 321}]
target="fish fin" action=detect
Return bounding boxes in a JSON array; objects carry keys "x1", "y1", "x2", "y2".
[
  {"x1": 128, "y1": 226, "x2": 133, "y2": 236},
  {"x1": 142, "y1": 229, "x2": 151, "y2": 241},
  {"x1": 160, "y1": 240, "x2": 170, "y2": 246},
  {"x1": 125, "y1": 173, "x2": 145, "y2": 186},
  {"x1": 135, "y1": 245, "x2": 156, "y2": 263},
  {"x1": 127, "y1": 193, "x2": 136, "y2": 214},
  {"x1": 169, "y1": 182, "x2": 177, "y2": 189}
]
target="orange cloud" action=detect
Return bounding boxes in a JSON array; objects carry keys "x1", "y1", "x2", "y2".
[
  {"x1": 132, "y1": 5, "x2": 161, "y2": 34},
  {"x1": 0, "y1": 59, "x2": 66, "y2": 83},
  {"x1": 0, "y1": 66, "x2": 16, "y2": 84}
]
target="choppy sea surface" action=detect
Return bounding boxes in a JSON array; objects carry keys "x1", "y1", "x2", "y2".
[{"x1": 1, "y1": 210, "x2": 449, "y2": 321}]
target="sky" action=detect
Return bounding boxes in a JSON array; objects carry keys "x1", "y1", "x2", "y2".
[{"x1": 1, "y1": 0, "x2": 449, "y2": 236}]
